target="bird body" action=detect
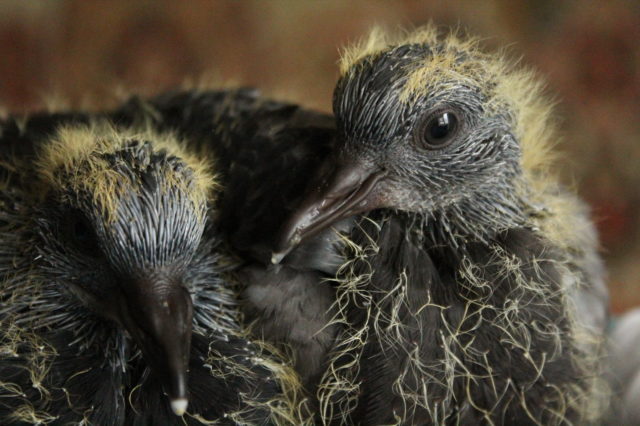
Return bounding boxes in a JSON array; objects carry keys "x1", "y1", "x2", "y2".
[
  {"x1": 0, "y1": 116, "x2": 304, "y2": 425},
  {"x1": 272, "y1": 27, "x2": 610, "y2": 424}
]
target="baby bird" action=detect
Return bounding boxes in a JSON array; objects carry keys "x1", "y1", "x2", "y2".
[
  {"x1": 272, "y1": 27, "x2": 610, "y2": 424},
  {"x1": 110, "y1": 88, "x2": 344, "y2": 398},
  {"x1": 0, "y1": 117, "x2": 302, "y2": 425}
]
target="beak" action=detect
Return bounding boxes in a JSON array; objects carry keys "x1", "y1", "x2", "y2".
[
  {"x1": 119, "y1": 278, "x2": 193, "y2": 416},
  {"x1": 272, "y1": 159, "x2": 386, "y2": 263}
]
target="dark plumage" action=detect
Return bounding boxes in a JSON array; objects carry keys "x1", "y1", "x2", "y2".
[
  {"x1": 0, "y1": 116, "x2": 303, "y2": 425},
  {"x1": 108, "y1": 88, "x2": 344, "y2": 398},
  {"x1": 271, "y1": 27, "x2": 610, "y2": 424},
  {"x1": 0, "y1": 25, "x2": 611, "y2": 422}
]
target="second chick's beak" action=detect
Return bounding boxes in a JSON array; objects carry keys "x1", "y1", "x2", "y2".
[
  {"x1": 272, "y1": 158, "x2": 387, "y2": 263},
  {"x1": 117, "y1": 275, "x2": 193, "y2": 416}
]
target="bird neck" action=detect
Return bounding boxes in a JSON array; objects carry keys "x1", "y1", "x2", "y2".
[
  {"x1": 6, "y1": 271, "x2": 130, "y2": 367},
  {"x1": 419, "y1": 182, "x2": 531, "y2": 249}
]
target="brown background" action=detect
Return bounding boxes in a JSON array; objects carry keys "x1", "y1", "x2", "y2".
[{"x1": 0, "y1": 0, "x2": 638, "y2": 312}]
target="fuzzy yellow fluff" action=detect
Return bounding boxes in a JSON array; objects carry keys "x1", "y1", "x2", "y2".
[
  {"x1": 36, "y1": 121, "x2": 217, "y2": 222},
  {"x1": 319, "y1": 26, "x2": 609, "y2": 424},
  {"x1": 339, "y1": 25, "x2": 587, "y2": 252}
]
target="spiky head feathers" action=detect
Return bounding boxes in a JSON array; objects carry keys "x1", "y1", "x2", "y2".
[
  {"x1": 38, "y1": 123, "x2": 215, "y2": 221},
  {"x1": 338, "y1": 26, "x2": 558, "y2": 180},
  {"x1": 274, "y1": 26, "x2": 571, "y2": 255},
  {"x1": 16, "y1": 122, "x2": 225, "y2": 408},
  {"x1": 332, "y1": 26, "x2": 564, "y2": 239},
  {"x1": 34, "y1": 123, "x2": 220, "y2": 275}
]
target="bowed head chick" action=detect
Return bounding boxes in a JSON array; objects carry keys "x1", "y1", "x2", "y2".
[
  {"x1": 0, "y1": 118, "x2": 303, "y2": 425},
  {"x1": 112, "y1": 88, "x2": 344, "y2": 398}
]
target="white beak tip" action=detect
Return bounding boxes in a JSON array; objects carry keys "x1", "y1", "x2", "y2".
[
  {"x1": 170, "y1": 398, "x2": 188, "y2": 416},
  {"x1": 271, "y1": 251, "x2": 286, "y2": 265}
]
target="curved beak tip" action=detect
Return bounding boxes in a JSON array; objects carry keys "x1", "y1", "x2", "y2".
[
  {"x1": 274, "y1": 161, "x2": 386, "y2": 256},
  {"x1": 170, "y1": 397, "x2": 189, "y2": 416},
  {"x1": 271, "y1": 250, "x2": 288, "y2": 265}
]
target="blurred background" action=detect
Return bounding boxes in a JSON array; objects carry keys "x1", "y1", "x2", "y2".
[{"x1": 0, "y1": 0, "x2": 638, "y2": 312}]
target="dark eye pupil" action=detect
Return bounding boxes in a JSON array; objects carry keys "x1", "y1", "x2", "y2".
[
  {"x1": 424, "y1": 111, "x2": 458, "y2": 147},
  {"x1": 68, "y1": 213, "x2": 101, "y2": 256},
  {"x1": 74, "y1": 219, "x2": 91, "y2": 243},
  {"x1": 431, "y1": 113, "x2": 453, "y2": 139}
]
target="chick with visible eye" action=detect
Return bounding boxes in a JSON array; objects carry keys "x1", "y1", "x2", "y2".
[
  {"x1": 269, "y1": 27, "x2": 610, "y2": 424},
  {"x1": 0, "y1": 119, "x2": 304, "y2": 425}
]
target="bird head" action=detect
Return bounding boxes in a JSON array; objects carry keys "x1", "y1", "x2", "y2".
[
  {"x1": 274, "y1": 26, "x2": 555, "y2": 258},
  {"x1": 35, "y1": 123, "x2": 214, "y2": 415}
]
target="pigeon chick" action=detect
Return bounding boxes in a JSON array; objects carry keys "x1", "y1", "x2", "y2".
[
  {"x1": 0, "y1": 118, "x2": 304, "y2": 425},
  {"x1": 110, "y1": 89, "x2": 344, "y2": 397},
  {"x1": 273, "y1": 27, "x2": 610, "y2": 424}
]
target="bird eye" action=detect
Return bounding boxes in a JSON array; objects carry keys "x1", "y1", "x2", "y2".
[
  {"x1": 67, "y1": 212, "x2": 102, "y2": 257},
  {"x1": 73, "y1": 217, "x2": 91, "y2": 244},
  {"x1": 420, "y1": 111, "x2": 459, "y2": 149}
]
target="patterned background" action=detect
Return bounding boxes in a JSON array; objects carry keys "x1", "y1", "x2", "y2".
[{"x1": 0, "y1": 0, "x2": 638, "y2": 312}]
